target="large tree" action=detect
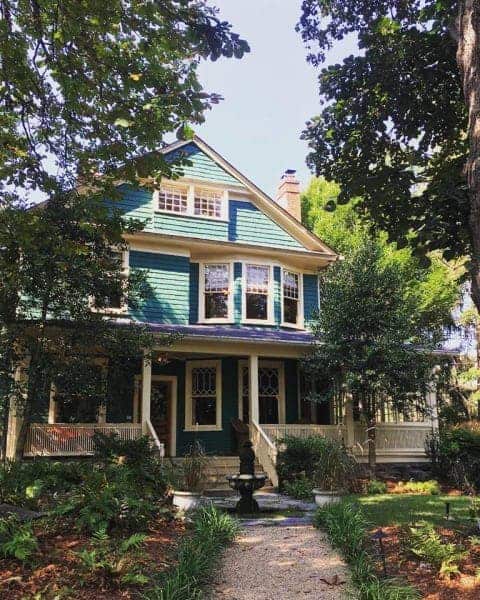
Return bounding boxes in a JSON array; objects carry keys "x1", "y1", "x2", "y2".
[
  {"x1": 0, "y1": 1, "x2": 249, "y2": 456},
  {"x1": 297, "y1": 1, "x2": 480, "y2": 318}
]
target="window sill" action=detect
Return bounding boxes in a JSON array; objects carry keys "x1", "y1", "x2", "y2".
[
  {"x1": 198, "y1": 319, "x2": 234, "y2": 325},
  {"x1": 242, "y1": 319, "x2": 276, "y2": 326},
  {"x1": 281, "y1": 321, "x2": 305, "y2": 330},
  {"x1": 154, "y1": 209, "x2": 229, "y2": 223},
  {"x1": 183, "y1": 426, "x2": 223, "y2": 432}
]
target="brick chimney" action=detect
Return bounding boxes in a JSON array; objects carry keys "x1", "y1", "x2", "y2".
[{"x1": 276, "y1": 169, "x2": 301, "y2": 221}]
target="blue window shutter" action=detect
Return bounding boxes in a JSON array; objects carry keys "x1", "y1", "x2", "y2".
[{"x1": 189, "y1": 263, "x2": 199, "y2": 324}]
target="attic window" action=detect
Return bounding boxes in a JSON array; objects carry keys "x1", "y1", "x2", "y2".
[
  {"x1": 194, "y1": 188, "x2": 223, "y2": 219},
  {"x1": 156, "y1": 184, "x2": 188, "y2": 214}
]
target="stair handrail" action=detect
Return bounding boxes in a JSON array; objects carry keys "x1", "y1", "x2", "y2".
[
  {"x1": 146, "y1": 418, "x2": 165, "y2": 458},
  {"x1": 251, "y1": 419, "x2": 278, "y2": 488}
]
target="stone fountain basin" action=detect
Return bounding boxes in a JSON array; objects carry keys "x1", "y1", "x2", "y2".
[{"x1": 226, "y1": 474, "x2": 267, "y2": 491}]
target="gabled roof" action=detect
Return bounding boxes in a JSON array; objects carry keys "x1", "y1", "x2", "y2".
[{"x1": 161, "y1": 136, "x2": 338, "y2": 259}]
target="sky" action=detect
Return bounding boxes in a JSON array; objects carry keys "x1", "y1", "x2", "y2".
[{"x1": 195, "y1": 1, "x2": 356, "y2": 198}]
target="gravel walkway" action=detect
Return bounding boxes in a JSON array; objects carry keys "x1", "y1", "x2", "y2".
[{"x1": 210, "y1": 523, "x2": 349, "y2": 599}]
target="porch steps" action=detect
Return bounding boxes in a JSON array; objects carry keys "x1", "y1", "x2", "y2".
[{"x1": 171, "y1": 456, "x2": 271, "y2": 491}]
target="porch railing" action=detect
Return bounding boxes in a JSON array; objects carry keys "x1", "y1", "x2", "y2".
[
  {"x1": 353, "y1": 422, "x2": 432, "y2": 459},
  {"x1": 24, "y1": 423, "x2": 143, "y2": 457},
  {"x1": 261, "y1": 424, "x2": 347, "y2": 444}
]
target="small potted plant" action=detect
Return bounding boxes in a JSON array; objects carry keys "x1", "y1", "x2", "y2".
[
  {"x1": 171, "y1": 441, "x2": 208, "y2": 511},
  {"x1": 312, "y1": 438, "x2": 357, "y2": 506}
]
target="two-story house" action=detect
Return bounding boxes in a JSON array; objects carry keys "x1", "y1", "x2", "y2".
[{"x1": 15, "y1": 137, "x2": 437, "y2": 486}]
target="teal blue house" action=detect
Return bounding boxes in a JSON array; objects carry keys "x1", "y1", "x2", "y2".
[{"x1": 20, "y1": 137, "x2": 436, "y2": 481}]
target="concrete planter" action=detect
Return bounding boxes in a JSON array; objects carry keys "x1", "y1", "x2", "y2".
[
  {"x1": 312, "y1": 489, "x2": 342, "y2": 507},
  {"x1": 173, "y1": 490, "x2": 202, "y2": 511}
]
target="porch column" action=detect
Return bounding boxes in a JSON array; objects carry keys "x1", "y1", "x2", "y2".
[
  {"x1": 248, "y1": 355, "x2": 259, "y2": 424},
  {"x1": 6, "y1": 356, "x2": 29, "y2": 459},
  {"x1": 141, "y1": 353, "x2": 152, "y2": 434},
  {"x1": 344, "y1": 394, "x2": 355, "y2": 449},
  {"x1": 48, "y1": 384, "x2": 57, "y2": 424}
]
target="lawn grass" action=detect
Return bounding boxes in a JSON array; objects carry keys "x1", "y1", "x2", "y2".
[{"x1": 352, "y1": 494, "x2": 471, "y2": 529}]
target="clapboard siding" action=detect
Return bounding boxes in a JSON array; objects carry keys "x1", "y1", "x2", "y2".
[
  {"x1": 112, "y1": 184, "x2": 153, "y2": 227},
  {"x1": 228, "y1": 199, "x2": 303, "y2": 249},
  {"x1": 166, "y1": 143, "x2": 240, "y2": 186},
  {"x1": 153, "y1": 212, "x2": 228, "y2": 240},
  {"x1": 303, "y1": 274, "x2": 319, "y2": 327},
  {"x1": 129, "y1": 251, "x2": 189, "y2": 324}
]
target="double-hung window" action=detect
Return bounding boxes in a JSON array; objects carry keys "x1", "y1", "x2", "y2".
[
  {"x1": 282, "y1": 270, "x2": 301, "y2": 326},
  {"x1": 202, "y1": 263, "x2": 231, "y2": 321},
  {"x1": 185, "y1": 360, "x2": 222, "y2": 431},
  {"x1": 244, "y1": 264, "x2": 271, "y2": 322}
]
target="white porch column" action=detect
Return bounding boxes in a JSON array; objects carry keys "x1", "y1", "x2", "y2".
[
  {"x1": 249, "y1": 355, "x2": 259, "y2": 424},
  {"x1": 48, "y1": 384, "x2": 57, "y2": 424},
  {"x1": 141, "y1": 353, "x2": 152, "y2": 434},
  {"x1": 6, "y1": 356, "x2": 29, "y2": 459}
]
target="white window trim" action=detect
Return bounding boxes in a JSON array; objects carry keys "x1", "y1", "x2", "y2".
[
  {"x1": 241, "y1": 261, "x2": 275, "y2": 325},
  {"x1": 198, "y1": 261, "x2": 234, "y2": 324},
  {"x1": 154, "y1": 181, "x2": 229, "y2": 222},
  {"x1": 238, "y1": 359, "x2": 286, "y2": 424},
  {"x1": 89, "y1": 248, "x2": 129, "y2": 315},
  {"x1": 281, "y1": 268, "x2": 304, "y2": 329},
  {"x1": 185, "y1": 359, "x2": 222, "y2": 432}
]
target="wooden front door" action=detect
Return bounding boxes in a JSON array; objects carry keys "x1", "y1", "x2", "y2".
[{"x1": 150, "y1": 380, "x2": 171, "y2": 456}]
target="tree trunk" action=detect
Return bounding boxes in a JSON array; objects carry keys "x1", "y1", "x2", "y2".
[
  {"x1": 367, "y1": 416, "x2": 377, "y2": 476},
  {"x1": 457, "y1": 2, "x2": 480, "y2": 316}
]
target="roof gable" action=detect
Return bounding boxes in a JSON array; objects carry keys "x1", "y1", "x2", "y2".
[{"x1": 162, "y1": 136, "x2": 337, "y2": 258}]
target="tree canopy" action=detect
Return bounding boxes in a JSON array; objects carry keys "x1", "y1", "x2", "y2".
[{"x1": 296, "y1": 1, "x2": 480, "y2": 306}]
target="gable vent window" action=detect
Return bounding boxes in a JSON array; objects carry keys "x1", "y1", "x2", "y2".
[
  {"x1": 203, "y1": 263, "x2": 230, "y2": 320},
  {"x1": 157, "y1": 184, "x2": 188, "y2": 214},
  {"x1": 194, "y1": 188, "x2": 223, "y2": 219},
  {"x1": 283, "y1": 270, "x2": 300, "y2": 325},
  {"x1": 245, "y1": 264, "x2": 270, "y2": 321}
]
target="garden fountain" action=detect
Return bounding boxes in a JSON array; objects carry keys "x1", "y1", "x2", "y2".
[{"x1": 226, "y1": 441, "x2": 267, "y2": 513}]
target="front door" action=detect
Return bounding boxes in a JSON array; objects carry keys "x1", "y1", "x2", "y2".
[{"x1": 150, "y1": 380, "x2": 171, "y2": 456}]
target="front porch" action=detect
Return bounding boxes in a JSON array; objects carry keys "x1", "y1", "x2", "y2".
[{"x1": 17, "y1": 343, "x2": 439, "y2": 487}]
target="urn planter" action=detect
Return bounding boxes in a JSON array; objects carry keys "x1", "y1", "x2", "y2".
[
  {"x1": 312, "y1": 488, "x2": 342, "y2": 507},
  {"x1": 173, "y1": 490, "x2": 202, "y2": 512}
]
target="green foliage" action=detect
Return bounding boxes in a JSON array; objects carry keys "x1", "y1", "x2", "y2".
[
  {"x1": 283, "y1": 475, "x2": 315, "y2": 500},
  {"x1": 367, "y1": 480, "x2": 388, "y2": 495},
  {"x1": 426, "y1": 427, "x2": 480, "y2": 491},
  {"x1": 76, "y1": 527, "x2": 148, "y2": 587},
  {"x1": 298, "y1": 1, "x2": 467, "y2": 266},
  {"x1": 277, "y1": 435, "x2": 357, "y2": 492},
  {"x1": 0, "y1": 515, "x2": 38, "y2": 561},
  {"x1": 395, "y1": 480, "x2": 440, "y2": 496},
  {"x1": 146, "y1": 505, "x2": 238, "y2": 600},
  {"x1": 315, "y1": 500, "x2": 419, "y2": 599},
  {"x1": 408, "y1": 522, "x2": 467, "y2": 577},
  {"x1": 165, "y1": 442, "x2": 209, "y2": 493}
]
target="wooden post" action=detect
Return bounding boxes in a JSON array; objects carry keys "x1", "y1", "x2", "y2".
[
  {"x1": 249, "y1": 355, "x2": 259, "y2": 424},
  {"x1": 48, "y1": 384, "x2": 57, "y2": 424},
  {"x1": 344, "y1": 393, "x2": 355, "y2": 448},
  {"x1": 427, "y1": 368, "x2": 439, "y2": 432},
  {"x1": 141, "y1": 353, "x2": 152, "y2": 434},
  {"x1": 6, "y1": 358, "x2": 29, "y2": 459}
]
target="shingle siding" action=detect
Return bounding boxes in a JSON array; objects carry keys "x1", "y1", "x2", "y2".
[
  {"x1": 129, "y1": 251, "x2": 189, "y2": 325},
  {"x1": 303, "y1": 274, "x2": 319, "y2": 327}
]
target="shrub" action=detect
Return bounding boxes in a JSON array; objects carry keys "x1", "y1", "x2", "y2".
[
  {"x1": 315, "y1": 500, "x2": 419, "y2": 599},
  {"x1": 146, "y1": 505, "x2": 239, "y2": 600},
  {"x1": 394, "y1": 480, "x2": 440, "y2": 495},
  {"x1": 277, "y1": 435, "x2": 357, "y2": 492},
  {"x1": 0, "y1": 515, "x2": 38, "y2": 561},
  {"x1": 283, "y1": 475, "x2": 315, "y2": 500},
  {"x1": 426, "y1": 428, "x2": 480, "y2": 491},
  {"x1": 408, "y1": 522, "x2": 467, "y2": 578},
  {"x1": 367, "y1": 479, "x2": 388, "y2": 495},
  {"x1": 165, "y1": 442, "x2": 208, "y2": 493}
]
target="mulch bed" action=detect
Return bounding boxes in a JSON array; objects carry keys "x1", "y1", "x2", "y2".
[
  {"x1": 371, "y1": 525, "x2": 480, "y2": 599},
  {"x1": 0, "y1": 517, "x2": 185, "y2": 599}
]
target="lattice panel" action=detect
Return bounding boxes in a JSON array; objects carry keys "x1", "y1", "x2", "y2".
[
  {"x1": 192, "y1": 367, "x2": 217, "y2": 396},
  {"x1": 259, "y1": 367, "x2": 279, "y2": 397}
]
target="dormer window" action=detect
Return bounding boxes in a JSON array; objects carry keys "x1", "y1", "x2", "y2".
[
  {"x1": 199, "y1": 262, "x2": 233, "y2": 322},
  {"x1": 155, "y1": 182, "x2": 227, "y2": 220}
]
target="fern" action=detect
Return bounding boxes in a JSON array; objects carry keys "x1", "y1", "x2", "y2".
[{"x1": 408, "y1": 522, "x2": 467, "y2": 577}]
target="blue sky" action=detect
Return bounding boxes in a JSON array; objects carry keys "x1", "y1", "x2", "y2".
[{"x1": 196, "y1": 1, "x2": 355, "y2": 197}]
